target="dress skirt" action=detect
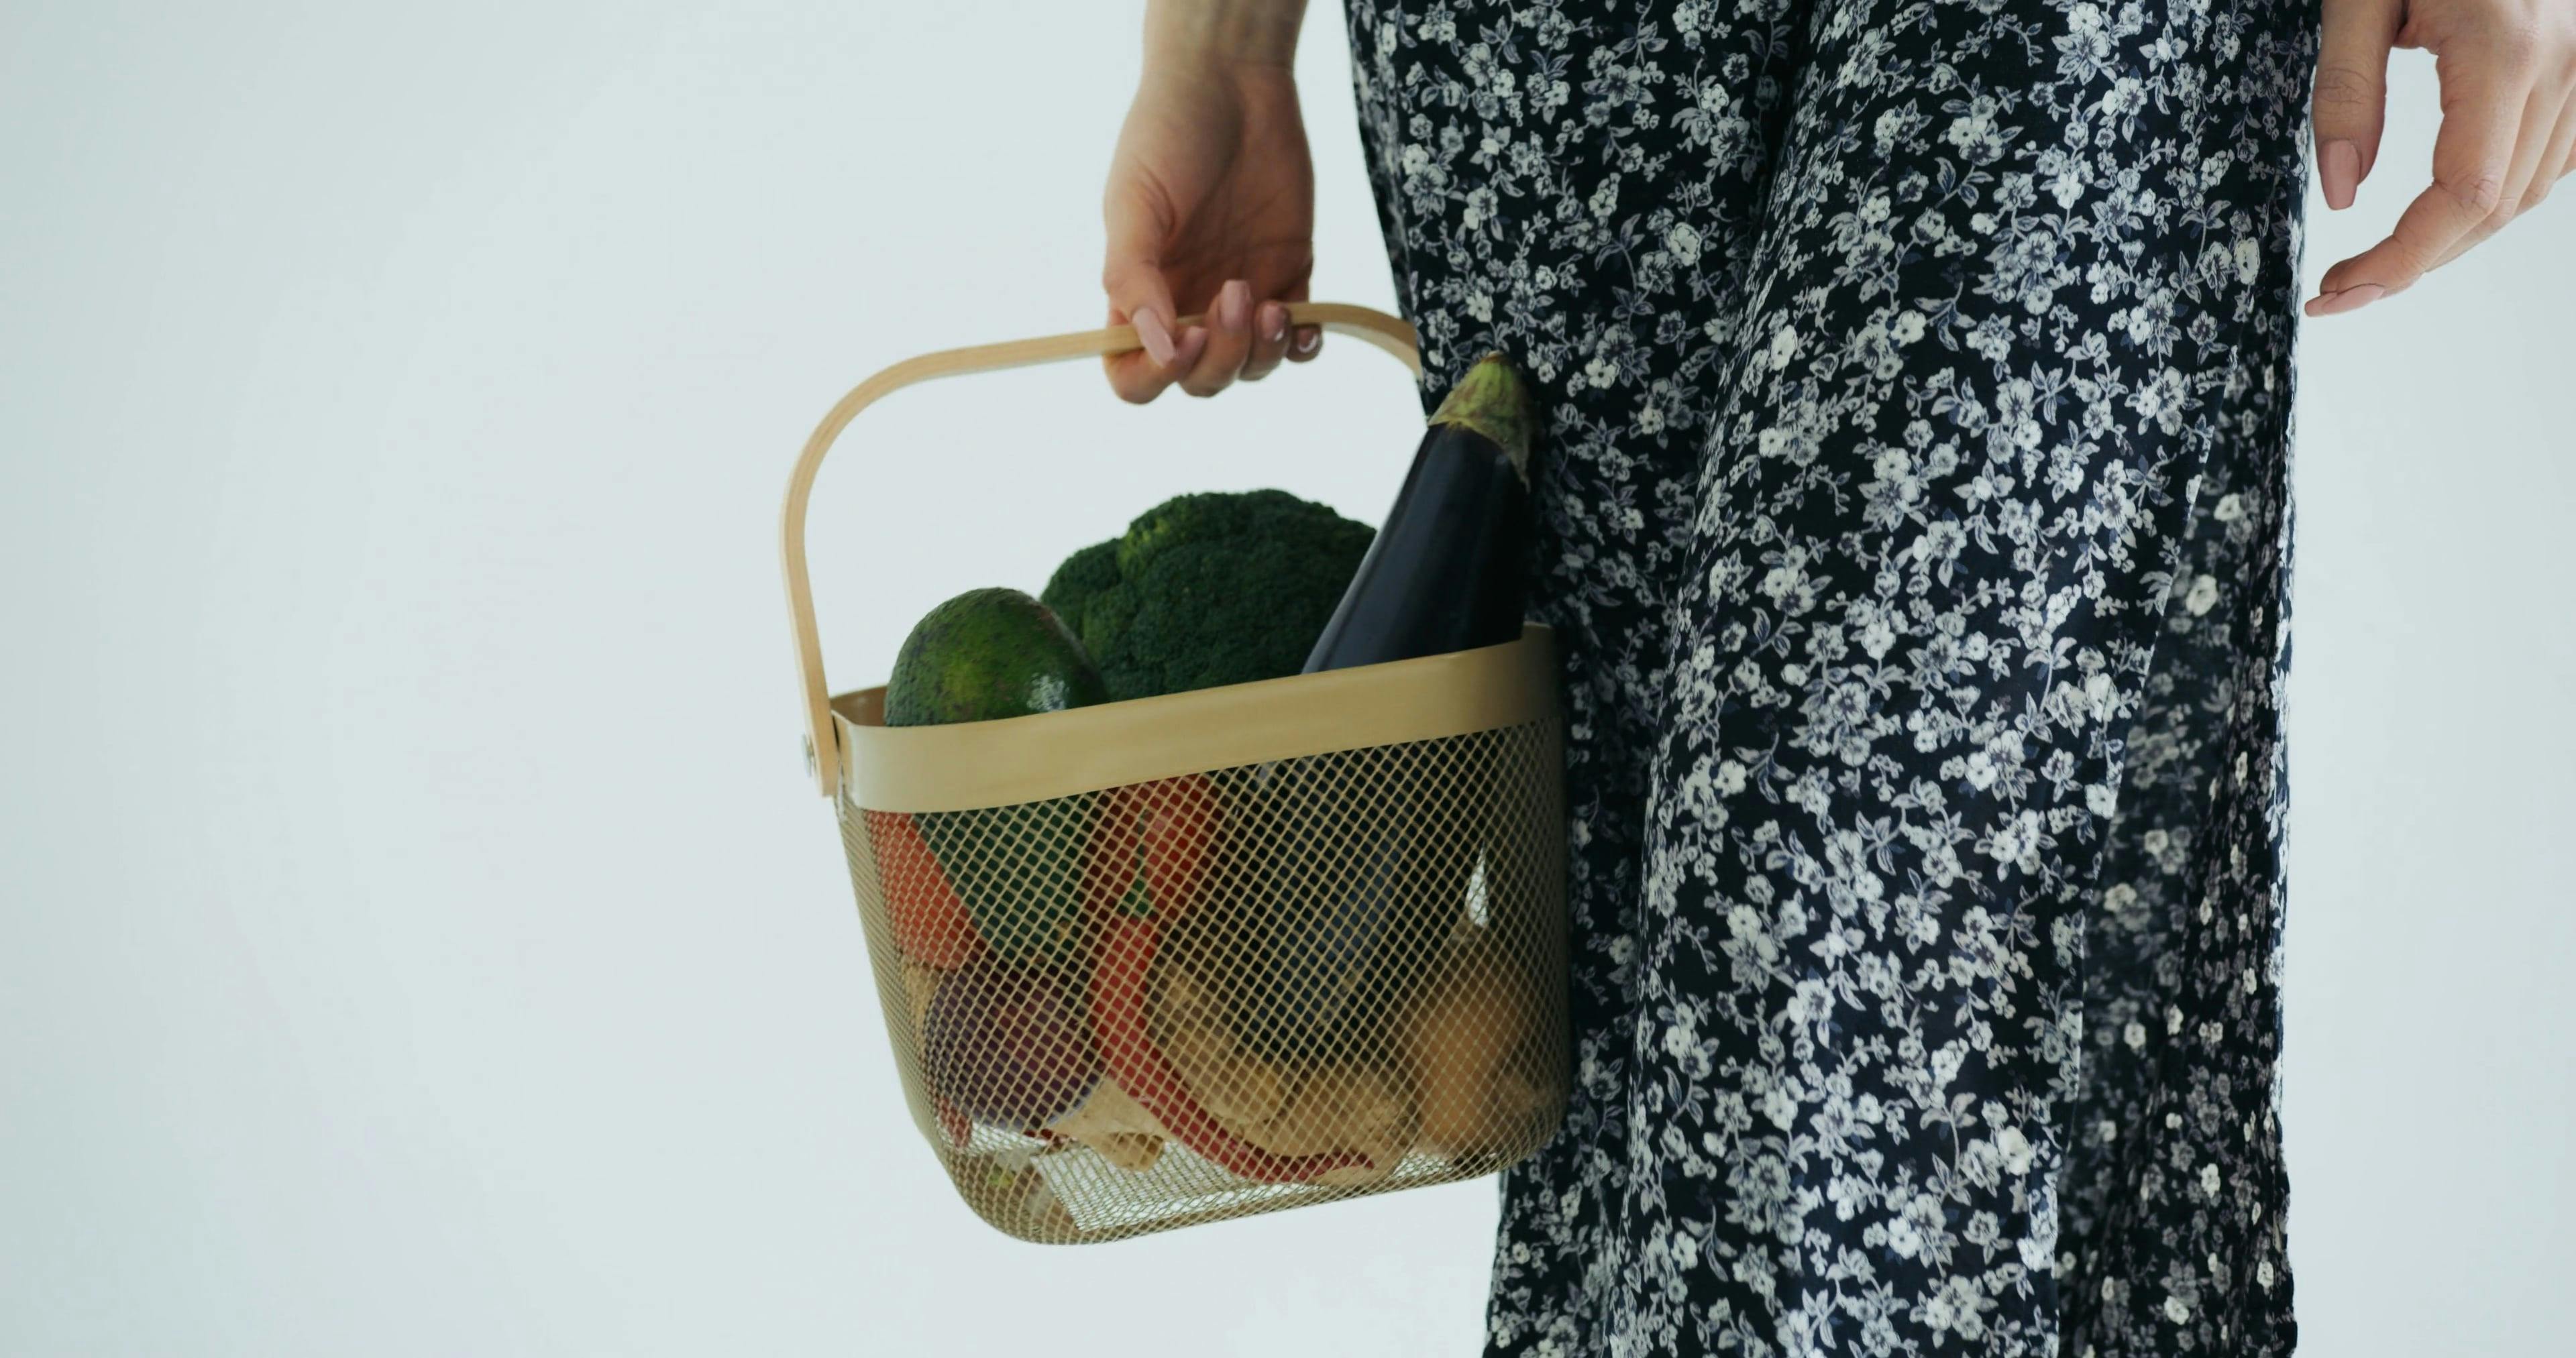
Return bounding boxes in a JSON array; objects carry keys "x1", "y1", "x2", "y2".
[{"x1": 1338, "y1": 1, "x2": 2316, "y2": 1353}]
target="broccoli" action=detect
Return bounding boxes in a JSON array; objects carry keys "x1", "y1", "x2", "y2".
[{"x1": 1041, "y1": 489, "x2": 1375, "y2": 701}]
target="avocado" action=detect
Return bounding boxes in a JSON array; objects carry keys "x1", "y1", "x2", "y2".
[
  {"x1": 883, "y1": 587, "x2": 1106, "y2": 968},
  {"x1": 884, "y1": 587, "x2": 1109, "y2": 727}
]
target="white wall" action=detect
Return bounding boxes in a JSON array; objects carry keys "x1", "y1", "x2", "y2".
[
  {"x1": 1, "y1": 3, "x2": 2566, "y2": 1354},
  {"x1": 2275, "y1": 49, "x2": 2576, "y2": 1358}
]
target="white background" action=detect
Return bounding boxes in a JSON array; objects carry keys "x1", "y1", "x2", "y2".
[{"x1": 3, "y1": 3, "x2": 2569, "y2": 1354}]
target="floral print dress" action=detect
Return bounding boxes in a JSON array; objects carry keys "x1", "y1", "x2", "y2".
[{"x1": 1337, "y1": 1, "x2": 2316, "y2": 1353}]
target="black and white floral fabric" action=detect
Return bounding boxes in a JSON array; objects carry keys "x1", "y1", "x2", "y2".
[{"x1": 1339, "y1": 0, "x2": 2315, "y2": 1352}]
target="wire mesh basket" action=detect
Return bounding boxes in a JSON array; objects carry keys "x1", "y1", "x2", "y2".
[{"x1": 780, "y1": 303, "x2": 1571, "y2": 1244}]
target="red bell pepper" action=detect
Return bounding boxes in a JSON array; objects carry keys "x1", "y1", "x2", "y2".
[
  {"x1": 867, "y1": 809, "x2": 985, "y2": 970},
  {"x1": 1082, "y1": 776, "x2": 1363, "y2": 1184}
]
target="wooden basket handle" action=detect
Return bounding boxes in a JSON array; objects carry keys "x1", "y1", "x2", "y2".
[{"x1": 782, "y1": 301, "x2": 1421, "y2": 798}]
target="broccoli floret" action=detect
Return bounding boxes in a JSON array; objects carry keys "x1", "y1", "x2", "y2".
[
  {"x1": 1041, "y1": 490, "x2": 1375, "y2": 701},
  {"x1": 1040, "y1": 539, "x2": 1125, "y2": 646}
]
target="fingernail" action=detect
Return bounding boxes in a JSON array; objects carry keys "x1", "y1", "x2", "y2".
[
  {"x1": 1173, "y1": 325, "x2": 1209, "y2": 368},
  {"x1": 2320, "y1": 139, "x2": 2361, "y2": 211},
  {"x1": 2305, "y1": 282, "x2": 2384, "y2": 317},
  {"x1": 1260, "y1": 301, "x2": 1288, "y2": 344},
  {"x1": 1134, "y1": 308, "x2": 1176, "y2": 365},
  {"x1": 1292, "y1": 327, "x2": 1321, "y2": 355},
  {"x1": 1220, "y1": 280, "x2": 1250, "y2": 330}
]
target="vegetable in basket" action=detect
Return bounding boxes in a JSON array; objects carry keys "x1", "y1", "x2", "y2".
[
  {"x1": 1081, "y1": 775, "x2": 1369, "y2": 1183},
  {"x1": 884, "y1": 586, "x2": 1107, "y2": 726},
  {"x1": 1150, "y1": 942, "x2": 1417, "y2": 1188},
  {"x1": 1299, "y1": 353, "x2": 1537, "y2": 672},
  {"x1": 1041, "y1": 490, "x2": 1374, "y2": 701},
  {"x1": 1248, "y1": 354, "x2": 1540, "y2": 1054},
  {"x1": 920, "y1": 958, "x2": 1101, "y2": 1131},
  {"x1": 884, "y1": 587, "x2": 1104, "y2": 968},
  {"x1": 1398, "y1": 940, "x2": 1554, "y2": 1164},
  {"x1": 1040, "y1": 1074, "x2": 1169, "y2": 1172},
  {"x1": 865, "y1": 809, "x2": 983, "y2": 970}
]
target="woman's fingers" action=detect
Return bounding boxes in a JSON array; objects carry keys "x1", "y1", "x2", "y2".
[
  {"x1": 2308, "y1": 31, "x2": 2534, "y2": 315},
  {"x1": 1101, "y1": 190, "x2": 1294, "y2": 402},
  {"x1": 1179, "y1": 280, "x2": 1256, "y2": 397},
  {"x1": 1103, "y1": 184, "x2": 1208, "y2": 404},
  {"x1": 2429, "y1": 80, "x2": 2571, "y2": 270},
  {"x1": 1242, "y1": 276, "x2": 1316, "y2": 381},
  {"x1": 2526, "y1": 87, "x2": 2576, "y2": 213},
  {"x1": 1103, "y1": 251, "x2": 1210, "y2": 405},
  {"x1": 1282, "y1": 278, "x2": 1322, "y2": 365},
  {"x1": 2312, "y1": 0, "x2": 2402, "y2": 209},
  {"x1": 1102, "y1": 294, "x2": 1209, "y2": 405},
  {"x1": 1238, "y1": 300, "x2": 1293, "y2": 382}
]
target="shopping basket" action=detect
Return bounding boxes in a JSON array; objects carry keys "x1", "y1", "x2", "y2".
[{"x1": 780, "y1": 302, "x2": 1570, "y2": 1243}]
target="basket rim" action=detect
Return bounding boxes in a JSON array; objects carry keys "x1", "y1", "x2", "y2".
[{"x1": 833, "y1": 624, "x2": 1559, "y2": 812}]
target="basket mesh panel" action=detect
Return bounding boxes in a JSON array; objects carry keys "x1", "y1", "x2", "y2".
[{"x1": 841, "y1": 719, "x2": 1570, "y2": 1243}]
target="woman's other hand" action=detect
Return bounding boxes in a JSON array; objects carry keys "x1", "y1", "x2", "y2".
[
  {"x1": 1102, "y1": 1, "x2": 1318, "y2": 401},
  {"x1": 2308, "y1": 0, "x2": 2576, "y2": 315}
]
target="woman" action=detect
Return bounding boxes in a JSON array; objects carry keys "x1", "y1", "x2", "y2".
[{"x1": 1100, "y1": 1, "x2": 2572, "y2": 1353}]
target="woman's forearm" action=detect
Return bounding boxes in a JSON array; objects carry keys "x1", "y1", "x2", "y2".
[{"x1": 1143, "y1": 0, "x2": 1308, "y2": 71}]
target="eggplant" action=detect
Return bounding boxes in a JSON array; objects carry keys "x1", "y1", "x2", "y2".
[
  {"x1": 1246, "y1": 355, "x2": 1540, "y2": 1061},
  {"x1": 1301, "y1": 353, "x2": 1538, "y2": 673}
]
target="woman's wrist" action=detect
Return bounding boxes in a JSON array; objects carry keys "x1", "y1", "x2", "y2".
[{"x1": 1142, "y1": 0, "x2": 1308, "y2": 73}]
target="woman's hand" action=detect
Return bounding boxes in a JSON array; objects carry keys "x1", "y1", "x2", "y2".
[
  {"x1": 2307, "y1": 0, "x2": 2576, "y2": 315},
  {"x1": 1102, "y1": 1, "x2": 1318, "y2": 402}
]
